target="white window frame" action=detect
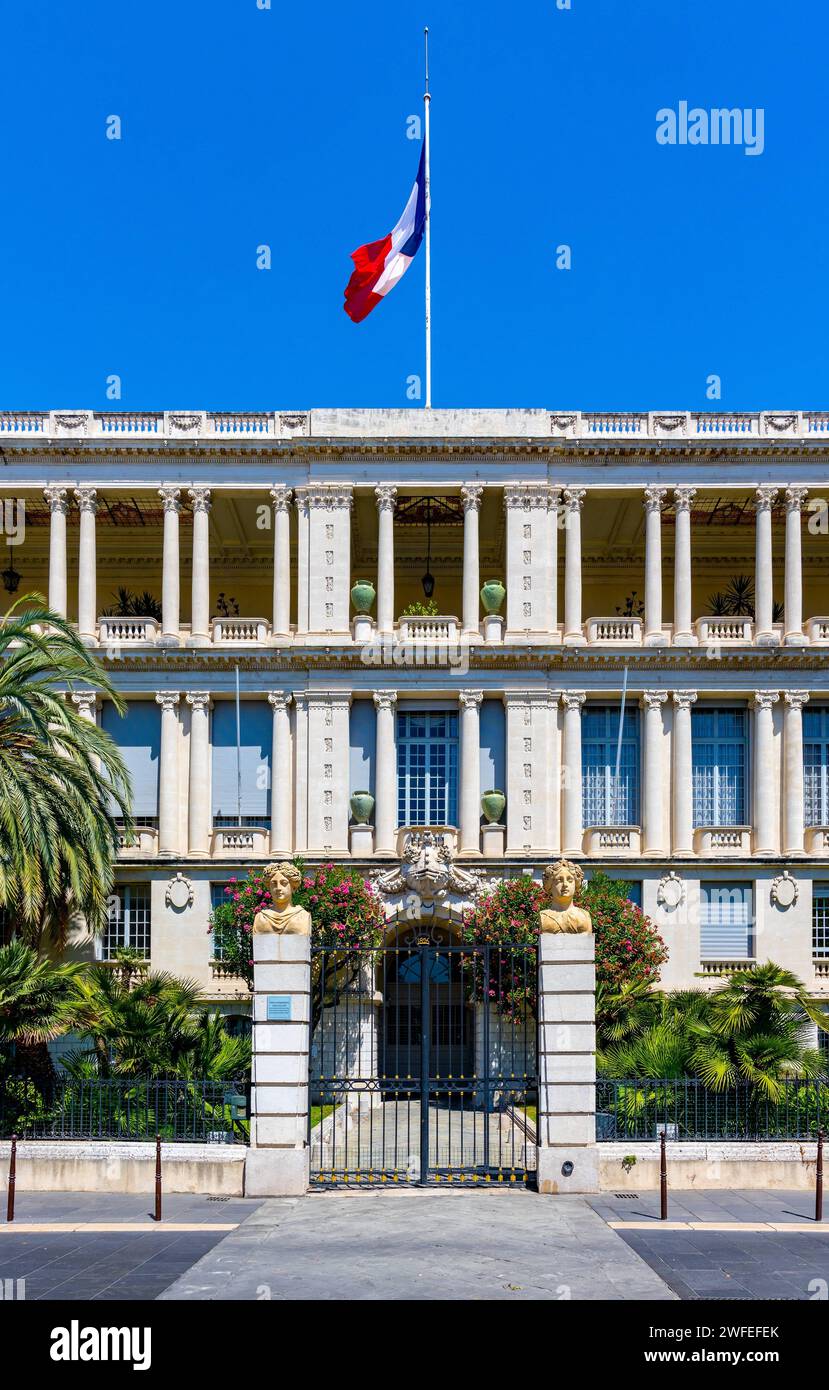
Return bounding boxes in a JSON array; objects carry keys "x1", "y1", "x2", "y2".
[
  {"x1": 397, "y1": 710, "x2": 459, "y2": 828},
  {"x1": 805, "y1": 709, "x2": 829, "y2": 827},
  {"x1": 692, "y1": 705, "x2": 748, "y2": 827},
  {"x1": 582, "y1": 704, "x2": 640, "y2": 827},
  {"x1": 102, "y1": 883, "x2": 152, "y2": 961}
]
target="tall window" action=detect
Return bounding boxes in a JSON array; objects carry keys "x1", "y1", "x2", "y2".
[
  {"x1": 813, "y1": 884, "x2": 829, "y2": 960},
  {"x1": 699, "y1": 881, "x2": 754, "y2": 961},
  {"x1": 805, "y1": 709, "x2": 829, "y2": 827},
  {"x1": 212, "y1": 701, "x2": 272, "y2": 829},
  {"x1": 210, "y1": 882, "x2": 230, "y2": 961},
  {"x1": 397, "y1": 711, "x2": 459, "y2": 827},
  {"x1": 692, "y1": 707, "x2": 747, "y2": 826},
  {"x1": 582, "y1": 705, "x2": 640, "y2": 826},
  {"x1": 100, "y1": 701, "x2": 160, "y2": 828},
  {"x1": 103, "y1": 884, "x2": 151, "y2": 961}
]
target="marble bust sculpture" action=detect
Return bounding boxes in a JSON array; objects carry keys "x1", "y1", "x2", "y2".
[
  {"x1": 252, "y1": 862, "x2": 311, "y2": 936},
  {"x1": 539, "y1": 859, "x2": 593, "y2": 935}
]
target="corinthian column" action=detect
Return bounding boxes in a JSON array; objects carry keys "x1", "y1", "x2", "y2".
[
  {"x1": 188, "y1": 488, "x2": 211, "y2": 645},
  {"x1": 373, "y1": 690, "x2": 398, "y2": 856},
  {"x1": 44, "y1": 485, "x2": 69, "y2": 618},
  {"x1": 375, "y1": 486, "x2": 397, "y2": 634},
  {"x1": 753, "y1": 691, "x2": 779, "y2": 855},
  {"x1": 671, "y1": 691, "x2": 697, "y2": 856},
  {"x1": 672, "y1": 487, "x2": 696, "y2": 644},
  {"x1": 70, "y1": 691, "x2": 98, "y2": 723},
  {"x1": 270, "y1": 486, "x2": 292, "y2": 637},
  {"x1": 268, "y1": 691, "x2": 293, "y2": 855},
  {"x1": 74, "y1": 487, "x2": 98, "y2": 642},
  {"x1": 562, "y1": 489, "x2": 585, "y2": 645},
  {"x1": 186, "y1": 692, "x2": 211, "y2": 856},
  {"x1": 155, "y1": 691, "x2": 181, "y2": 856},
  {"x1": 754, "y1": 486, "x2": 778, "y2": 645},
  {"x1": 783, "y1": 691, "x2": 809, "y2": 854},
  {"x1": 561, "y1": 691, "x2": 586, "y2": 853},
  {"x1": 641, "y1": 691, "x2": 668, "y2": 853},
  {"x1": 643, "y1": 487, "x2": 667, "y2": 645},
  {"x1": 158, "y1": 486, "x2": 181, "y2": 646},
  {"x1": 459, "y1": 690, "x2": 483, "y2": 854},
  {"x1": 784, "y1": 487, "x2": 808, "y2": 645},
  {"x1": 461, "y1": 485, "x2": 483, "y2": 635}
]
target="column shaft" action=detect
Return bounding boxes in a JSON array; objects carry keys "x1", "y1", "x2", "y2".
[
  {"x1": 270, "y1": 487, "x2": 292, "y2": 637},
  {"x1": 563, "y1": 489, "x2": 585, "y2": 644},
  {"x1": 754, "y1": 487, "x2": 777, "y2": 643},
  {"x1": 673, "y1": 487, "x2": 696, "y2": 643},
  {"x1": 641, "y1": 691, "x2": 667, "y2": 853},
  {"x1": 561, "y1": 692, "x2": 585, "y2": 854},
  {"x1": 159, "y1": 487, "x2": 181, "y2": 644},
  {"x1": 671, "y1": 692, "x2": 697, "y2": 855},
  {"x1": 44, "y1": 486, "x2": 69, "y2": 618},
  {"x1": 74, "y1": 488, "x2": 98, "y2": 641},
  {"x1": 268, "y1": 692, "x2": 293, "y2": 854},
  {"x1": 784, "y1": 488, "x2": 808, "y2": 645},
  {"x1": 375, "y1": 487, "x2": 397, "y2": 634},
  {"x1": 459, "y1": 690, "x2": 483, "y2": 853},
  {"x1": 643, "y1": 488, "x2": 667, "y2": 645},
  {"x1": 373, "y1": 691, "x2": 397, "y2": 855},
  {"x1": 156, "y1": 692, "x2": 181, "y2": 856},
  {"x1": 461, "y1": 485, "x2": 483, "y2": 635},
  {"x1": 783, "y1": 692, "x2": 808, "y2": 854},
  {"x1": 188, "y1": 488, "x2": 211, "y2": 644},
  {"x1": 753, "y1": 692, "x2": 779, "y2": 855},
  {"x1": 186, "y1": 693, "x2": 211, "y2": 855}
]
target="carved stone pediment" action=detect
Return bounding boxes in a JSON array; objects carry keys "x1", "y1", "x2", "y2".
[{"x1": 371, "y1": 831, "x2": 486, "y2": 923}]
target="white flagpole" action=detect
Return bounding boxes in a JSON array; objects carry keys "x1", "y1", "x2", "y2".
[
  {"x1": 424, "y1": 26, "x2": 432, "y2": 410},
  {"x1": 613, "y1": 664, "x2": 629, "y2": 824}
]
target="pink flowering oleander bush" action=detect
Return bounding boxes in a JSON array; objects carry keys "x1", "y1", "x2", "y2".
[
  {"x1": 209, "y1": 861, "x2": 387, "y2": 994},
  {"x1": 460, "y1": 871, "x2": 668, "y2": 1022}
]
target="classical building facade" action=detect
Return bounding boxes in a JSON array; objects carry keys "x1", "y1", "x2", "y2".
[{"x1": 3, "y1": 406, "x2": 829, "y2": 1028}]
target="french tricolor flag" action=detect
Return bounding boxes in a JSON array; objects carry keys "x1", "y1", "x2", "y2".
[{"x1": 343, "y1": 146, "x2": 427, "y2": 323}]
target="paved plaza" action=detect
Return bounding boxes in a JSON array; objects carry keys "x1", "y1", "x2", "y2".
[{"x1": 2, "y1": 1189, "x2": 829, "y2": 1301}]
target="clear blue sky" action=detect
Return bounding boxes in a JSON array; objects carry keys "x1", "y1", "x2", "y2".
[{"x1": 0, "y1": 0, "x2": 824, "y2": 411}]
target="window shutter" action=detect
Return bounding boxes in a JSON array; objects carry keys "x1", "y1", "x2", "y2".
[
  {"x1": 700, "y1": 883, "x2": 753, "y2": 959},
  {"x1": 100, "y1": 701, "x2": 160, "y2": 818},
  {"x1": 211, "y1": 701, "x2": 272, "y2": 820}
]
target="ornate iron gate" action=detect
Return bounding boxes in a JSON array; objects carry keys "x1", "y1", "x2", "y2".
[{"x1": 309, "y1": 934, "x2": 537, "y2": 1186}]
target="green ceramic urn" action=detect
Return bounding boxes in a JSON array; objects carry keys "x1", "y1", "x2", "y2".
[
  {"x1": 350, "y1": 791, "x2": 375, "y2": 825},
  {"x1": 350, "y1": 580, "x2": 376, "y2": 614},
  {"x1": 480, "y1": 579, "x2": 506, "y2": 615},
  {"x1": 481, "y1": 789, "x2": 506, "y2": 824}
]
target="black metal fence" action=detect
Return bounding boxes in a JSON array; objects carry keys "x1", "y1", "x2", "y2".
[
  {"x1": 0, "y1": 1076, "x2": 249, "y2": 1143},
  {"x1": 597, "y1": 1078, "x2": 829, "y2": 1141}
]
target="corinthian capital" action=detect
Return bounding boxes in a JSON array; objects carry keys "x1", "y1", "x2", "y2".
[
  {"x1": 673, "y1": 487, "x2": 697, "y2": 513},
  {"x1": 461, "y1": 484, "x2": 484, "y2": 513},
  {"x1": 44, "y1": 485, "x2": 70, "y2": 515},
  {"x1": 373, "y1": 689, "x2": 398, "y2": 711},
  {"x1": 643, "y1": 486, "x2": 667, "y2": 514},
  {"x1": 185, "y1": 691, "x2": 212, "y2": 712},
  {"x1": 672, "y1": 690, "x2": 698, "y2": 710},
  {"x1": 267, "y1": 690, "x2": 292, "y2": 711},
  {"x1": 155, "y1": 691, "x2": 181, "y2": 711},
  {"x1": 159, "y1": 486, "x2": 182, "y2": 514},
  {"x1": 459, "y1": 689, "x2": 484, "y2": 710},
  {"x1": 188, "y1": 487, "x2": 212, "y2": 514},
  {"x1": 74, "y1": 487, "x2": 98, "y2": 514},
  {"x1": 269, "y1": 485, "x2": 293, "y2": 513},
  {"x1": 375, "y1": 485, "x2": 398, "y2": 513},
  {"x1": 785, "y1": 486, "x2": 808, "y2": 513},
  {"x1": 561, "y1": 691, "x2": 586, "y2": 711},
  {"x1": 784, "y1": 690, "x2": 810, "y2": 711},
  {"x1": 641, "y1": 690, "x2": 668, "y2": 710},
  {"x1": 753, "y1": 690, "x2": 780, "y2": 710},
  {"x1": 754, "y1": 486, "x2": 778, "y2": 513},
  {"x1": 562, "y1": 487, "x2": 586, "y2": 513}
]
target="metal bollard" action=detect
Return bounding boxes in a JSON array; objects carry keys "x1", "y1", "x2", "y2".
[
  {"x1": 816, "y1": 1130, "x2": 824, "y2": 1224},
  {"x1": 660, "y1": 1129, "x2": 668, "y2": 1221},
  {"x1": 6, "y1": 1134, "x2": 17, "y2": 1223},
  {"x1": 154, "y1": 1134, "x2": 162, "y2": 1222}
]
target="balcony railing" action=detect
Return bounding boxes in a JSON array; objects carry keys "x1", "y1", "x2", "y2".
[
  {"x1": 211, "y1": 617, "x2": 271, "y2": 644},
  {"x1": 397, "y1": 614, "x2": 460, "y2": 643},
  {"x1": 585, "y1": 616, "x2": 643, "y2": 644},
  {"x1": 99, "y1": 615, "x2": 160, "y2": 644},
  {"x1": 2, "y1": 407, "x2": 829, "y2": 442}
]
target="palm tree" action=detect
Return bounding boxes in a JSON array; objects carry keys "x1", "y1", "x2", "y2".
[
  {"x1": 0, "y1": 939, "x2": 80, "y2": 1079},
  {"x1": 66, "y1": 964, "x2": 206, "y2": 1078},
  {"x1": 0, "y1": 595, "x2": 132, "y2": 947},
  {"x1": 689, "y1": 961, "x2": 826, "y2": 1098}
]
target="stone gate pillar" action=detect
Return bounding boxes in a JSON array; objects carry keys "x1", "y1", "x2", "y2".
[
  {"x1": 246, "y1": 933, "x2": 311, "y2": 1197},
  {"x1": 536, "y1": 933, "x2": 598, "y2": 1193}
]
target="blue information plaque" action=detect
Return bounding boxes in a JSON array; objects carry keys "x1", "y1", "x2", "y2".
[{"x1": 266, "y1": 995, "x2": 292, "y2": 1021}]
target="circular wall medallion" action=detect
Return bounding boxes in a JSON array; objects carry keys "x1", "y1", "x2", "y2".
[
  {"x1": 771, "y1": 872, "x2": 798, "y2": 909},
  {"x1": 657, "y1": 872, "x2": 684, "y2": 911},
  {"x1": 166, "y1": 873, "x2": 193, "y2": 911}
]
